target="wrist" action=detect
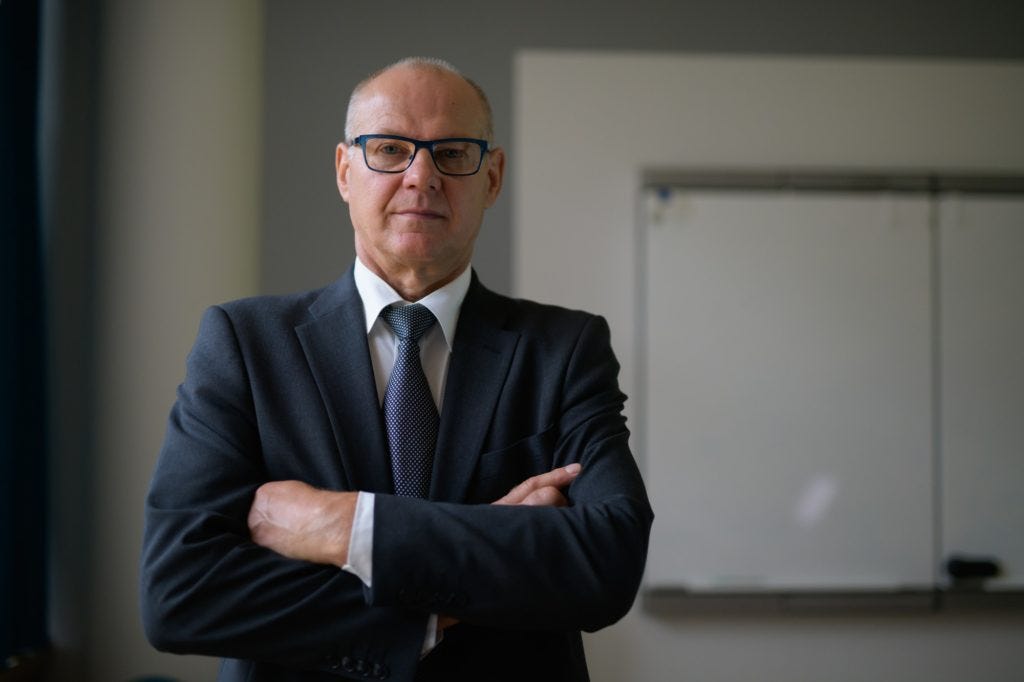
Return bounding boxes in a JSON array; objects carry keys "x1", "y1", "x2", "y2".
[{"x1": 325, "y1": 490, "x2": 357, "y2": 568}]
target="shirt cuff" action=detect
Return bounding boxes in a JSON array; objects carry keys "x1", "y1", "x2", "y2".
[
  {"x1": 422, "y1": 613, "x2": 440, "y2": 657},
  {"x1": 341, "y1": 491, "x2": 374, "y2": 587},
  {"x1": 341, "y1": 492, "x2": 439, "y2": 657}
]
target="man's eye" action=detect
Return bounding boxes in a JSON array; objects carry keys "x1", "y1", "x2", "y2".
[
  {"x1": 436, "y1": 147, "x2": 468, "y2": 159},
  {"x1": 378, "y1": 144, "x2": 406, "y2": 155}
]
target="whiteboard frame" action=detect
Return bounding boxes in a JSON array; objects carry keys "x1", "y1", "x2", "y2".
[{"x1": 635, "y1": 169, "x2": 1024, "y2": 599}]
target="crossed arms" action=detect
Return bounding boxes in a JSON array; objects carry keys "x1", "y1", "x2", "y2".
[
  {"x1": 247, "y1": 464, "x2": 582, "y2": 634},
  {"x1": 140, "y1": 301, "x2": 653, "y2": 677}
]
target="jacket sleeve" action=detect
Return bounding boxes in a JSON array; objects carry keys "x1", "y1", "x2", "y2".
[
  {"x1": 140, "y1": 305, "x2": 425, "y2": 679},
  {"x1": 369, "y1": 314, "x2": 654, "y2": 631}
]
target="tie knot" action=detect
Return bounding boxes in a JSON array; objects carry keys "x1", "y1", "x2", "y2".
[{"x1": 380, "y1": 303, "x2": 436, "y2": 342}]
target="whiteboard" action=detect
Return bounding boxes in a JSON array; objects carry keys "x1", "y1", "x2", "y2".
[
  {"x1": 642, "y1": 188, "x2": 936, "y2": 591},
  {"x1": 940, "y1": 195, "x2": 1024, "y2": 589}
]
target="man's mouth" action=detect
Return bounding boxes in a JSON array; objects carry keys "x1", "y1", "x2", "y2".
[{"x1": 395, "y1": 208, "x2": 446, "y2": 220}]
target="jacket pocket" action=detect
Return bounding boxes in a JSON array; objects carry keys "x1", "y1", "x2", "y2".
[{"x1": 469, "y1": 424, "x2": 558, "y2": 503}]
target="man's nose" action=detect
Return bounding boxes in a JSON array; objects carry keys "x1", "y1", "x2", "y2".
[{"x1": 403, "y1": 147, "x2": 441, "y2": 190}]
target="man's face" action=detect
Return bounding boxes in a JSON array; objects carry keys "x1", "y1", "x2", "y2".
[{"x1": 336, "y1": 66, "x2": 504, "y2": 293}]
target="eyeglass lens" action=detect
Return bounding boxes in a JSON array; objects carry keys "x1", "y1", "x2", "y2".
[{"x1": 363, "y1": 137, "x2": 483, "y2": 175}]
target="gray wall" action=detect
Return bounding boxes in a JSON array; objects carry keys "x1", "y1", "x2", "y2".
[
  {"x1": 260, "y1": 0, "x2": 1024, "y2": 296},
  {"x1": 40, "y1": 1, "x2": 101, "y2": 678},
  {"x1": 44, "y1": 2, "x2": 263, "y2": 680}
]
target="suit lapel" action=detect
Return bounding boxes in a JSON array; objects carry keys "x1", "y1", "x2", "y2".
[
  {"x1": 431, "y1": 275, "x2": 519, "y2": 502},
  {"x1": 295, "y1": 270, "x2": 393, "y2": 494}
]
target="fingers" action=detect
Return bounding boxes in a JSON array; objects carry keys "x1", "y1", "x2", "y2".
[
  {"x1": 249, "y1": 480, "x2": 309, "y2": 528},
  {"x1": 518, "y1": 486, "x2": 569, "y2": 507},
  {"x1": 493, "y1": 463, "x2": 581, "y2": 506},
  {"x1": 248, "y1": 481, "x2": 303, "y2": 545},
  {"x1": 248, "y1": 481, "x2": 283, "y2": 534},
  {"x1": 437, "y1": 615, "x2": 460, "y2": 632}
]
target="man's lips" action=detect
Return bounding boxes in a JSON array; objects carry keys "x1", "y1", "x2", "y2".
[{"x1": 394, "y1": 208, "x2": 447, "y2": 220}]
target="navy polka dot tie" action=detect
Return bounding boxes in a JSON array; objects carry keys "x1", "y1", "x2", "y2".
[{"x1": 380, "y1": 304, "x2": 438, "y2": 498}]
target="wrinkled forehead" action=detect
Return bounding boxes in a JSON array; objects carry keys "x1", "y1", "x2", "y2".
[{"x1": 348, "y1": 66, "x2": 490, "y2": 140}]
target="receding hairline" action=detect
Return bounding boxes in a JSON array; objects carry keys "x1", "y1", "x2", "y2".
[{"x1": 344, "y1": 57, "x2": 495, "y2": 143}]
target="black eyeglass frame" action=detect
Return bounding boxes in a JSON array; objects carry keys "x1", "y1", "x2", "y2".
[{"x1": 349, "y1": 134, "x2": 491, "y2": 176}]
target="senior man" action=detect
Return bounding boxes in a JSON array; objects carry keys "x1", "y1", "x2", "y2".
[{"x1": 141, "y1": 57, "x2": 653, "y2": 682}]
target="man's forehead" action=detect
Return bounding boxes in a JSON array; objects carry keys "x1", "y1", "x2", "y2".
[
  {"x1": 350, "y1": 67, "x2": 488, "y2": 137},
  {"x1": 368, "y1": 64, "x2": 468, "y2": 96}
]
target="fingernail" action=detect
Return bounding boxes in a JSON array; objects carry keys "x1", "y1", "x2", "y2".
[{"x1": 565, "y1": 463, "x2": 581, "y2": 475}]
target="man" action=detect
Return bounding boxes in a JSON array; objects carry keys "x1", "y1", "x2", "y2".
[{"x1": 141, "y1": 57, "x2": 653, "y2": 682}]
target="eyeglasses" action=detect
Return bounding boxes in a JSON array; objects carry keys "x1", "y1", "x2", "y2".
[{"x1": 350, "y1": 134, "x2": 490, "y2": 176}]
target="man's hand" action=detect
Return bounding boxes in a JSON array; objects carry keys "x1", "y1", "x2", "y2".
[
  {"x1": 492, "y1": 462, "x2": 581, "y2": 507},
  {"x1": 247, "y1": 480, "x2": 357, "y2": 568},
  {"x1": 439, "y1": 463, "x2": 582, "y2": 634}
]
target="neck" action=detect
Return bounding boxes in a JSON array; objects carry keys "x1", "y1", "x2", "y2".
[{"x1": 358, "y1": 256, "x2": 465, "y2": 302}]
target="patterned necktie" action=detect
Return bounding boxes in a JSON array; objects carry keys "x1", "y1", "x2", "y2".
[{"x1": 380, "y1": 303, "x2": 438, "y2": 498}]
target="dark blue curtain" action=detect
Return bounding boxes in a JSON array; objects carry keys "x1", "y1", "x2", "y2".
[{"x1": 0, "y1": 0, "x2": 50, "y2": 663}]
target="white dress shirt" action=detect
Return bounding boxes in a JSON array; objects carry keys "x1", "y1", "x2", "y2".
[{"x1": 343, "y1": 257, "x2": 472, "y2": 653}]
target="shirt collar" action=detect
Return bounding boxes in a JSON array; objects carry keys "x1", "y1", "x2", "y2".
[{"x1": 353, "y1": 257, "x2": 471, "y2": 351}]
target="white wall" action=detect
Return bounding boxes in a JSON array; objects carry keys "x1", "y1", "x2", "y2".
[
  {"x1": 514, "y1": 51, "x2": 1024, "y2": 682},
  {"x1": 85, "y1": 2, "x2": 263, "y2": 680}
]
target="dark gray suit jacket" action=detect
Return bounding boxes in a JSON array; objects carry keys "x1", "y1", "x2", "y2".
[{"x1": 140, "y1": 268, "x2": 653, "y2": 681}]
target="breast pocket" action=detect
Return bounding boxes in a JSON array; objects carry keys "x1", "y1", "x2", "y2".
[{"x1": 468, "y1": 424, "x2": 558, "y2": 504}]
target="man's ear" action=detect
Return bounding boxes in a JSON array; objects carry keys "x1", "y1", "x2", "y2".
[
  {"x1": 336, "y1": 143, "x2": 351, "y2": 202},
  {"x1": 484, "y1": 146, "x2": 505, "y2": 208}
]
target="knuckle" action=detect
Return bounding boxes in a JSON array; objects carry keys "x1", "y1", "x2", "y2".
[{"x1": 545, "y1": 488, "x2": 565, "y2": 506}]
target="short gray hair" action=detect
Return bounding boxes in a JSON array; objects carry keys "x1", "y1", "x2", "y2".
[{"x1": 343, "y1": 57, "x2": 495, "y2": 143}]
